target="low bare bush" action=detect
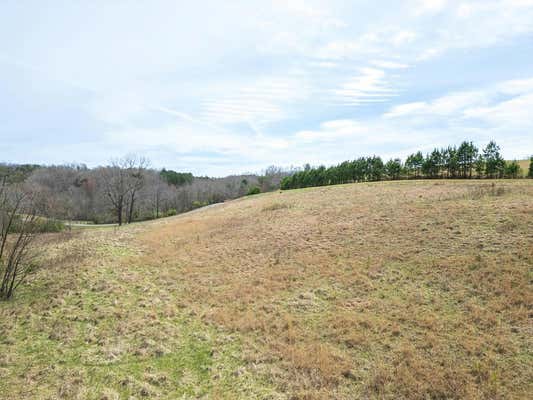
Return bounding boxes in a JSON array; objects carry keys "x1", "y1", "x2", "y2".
[{"x1": 0, "y1": 179, "x2": 41, "y2": 299}]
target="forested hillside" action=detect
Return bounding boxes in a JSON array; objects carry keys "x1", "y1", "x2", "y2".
[{"x1": 0, "y1": 159, "x2": 290, "y2": 224}]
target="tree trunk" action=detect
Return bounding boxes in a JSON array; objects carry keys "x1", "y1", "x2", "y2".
[
  {"x1": 128, "y1": 191, "x2": 135, "y2": 224},
  {"x1": 117, "y1": 197, "x2": 123, "y2": 226}
]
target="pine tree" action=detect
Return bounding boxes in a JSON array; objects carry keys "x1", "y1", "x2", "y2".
[
  {"x1": 422, "y1": 149, "x2": 442, "y2": 178},
  {"x1": 474, "y1": 155, "x2": 485, "y2": 178},
  {"x1": 457, "y1": 141, "x2": 478, "y2": 178},
  {"x1": 483, "y1": 141, "x2": 505, "y2": 178},
  {"x1": 385, "y1": 159, "x2": 402, "y2": 180},
  {"x1": 504, "y1": 161, "x2": 521, "y2": 179}
]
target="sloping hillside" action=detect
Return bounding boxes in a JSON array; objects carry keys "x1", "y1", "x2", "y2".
[{"x1": 1, "y1": 180, "x2": 532, "y2": 399}]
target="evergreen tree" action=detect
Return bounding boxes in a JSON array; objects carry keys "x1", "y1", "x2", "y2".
[
  {"x1": 457, "y1": 141, "x2": 478, "y2": 178},
  {"x1": 504, "y1": 161, "x2": 521, "y2": 179},
  {"x1": 406, "y1": 151, "x2": 424, "y2": 178},
  {"x1": 385, "y1": 159, "x2": 402, "y2": 180},
  {"x1": 474, "y1": 154, "x2": 485, "y2": 178},
  {"x1": 368, "y1": 156, "x2": 384, "y2": 181},
  {"x1": 483, "y1": 141, "x2": 505, "y2": 178},
  {"x1": 528, "y1": 156, "x2": 533, "y2": 178},
  {"x1": 160, "y1": 169, "x2": 193, "y2": 186},
  {"x1": 445, "y1": 146, "x2": 460, "y2": 178},
  {"x1": 422, "y1": 149, "x2": 442, "y2": 178}
]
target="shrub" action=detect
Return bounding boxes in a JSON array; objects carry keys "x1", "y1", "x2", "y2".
[
  {"x1": 246, "y1": 186, "x2": 261, "y2": 196},
  {"x1": 192, "y1": 200, "x2": 208, "y2": 209},
  {"x1": 1, "y1": 183, "x2": 42, "y2": 299},
  {"x1": 8, "y1": 216, "x2": 64, "y2": 233},
  {"x1": 165, "y1": 209, "x2": 177, "y2": 217},
  {"x1": 135, "y1": 213, "x2": 156, "y2": 222},
  {"x1": 35, "y1": 218, "x2": 65, "y2": 233}
]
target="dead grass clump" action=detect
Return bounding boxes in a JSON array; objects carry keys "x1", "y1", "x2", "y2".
[
  {"x1": 464, "y1": 183, "x2": 507, "y2": 200},
  {"x1": 434, "y1": 182, "x2": 512, "y2": 201},
  {"x1": 262, "y1": 202, "x2": 292, "y2": 212},
  {"x1": 57, "y1": 370, "x2": 86, "y2": 399},
  {"x1": 283, "y1": 342, "x2": 348, "y2": 387},
  {"x1": 144, "y1": 371, "x2": 169, "y2": 387},
  {"x1": 366, "y1": 347, "x2": 476, "y2": 400},
  {"x1": 99, "y1": 388, "x2": 120, "y2": 400}
]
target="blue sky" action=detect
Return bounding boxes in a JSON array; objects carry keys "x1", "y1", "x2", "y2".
[{"x1": 1, "y1": 0, "x2": 532, "y2": 176}]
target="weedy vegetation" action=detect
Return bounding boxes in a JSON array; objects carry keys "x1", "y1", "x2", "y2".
[{"x1": 262, "y1": 202, "x2": 292, "y2": 212}]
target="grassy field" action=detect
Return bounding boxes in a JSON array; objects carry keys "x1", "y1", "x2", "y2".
[{"x1": 1, "y1": 180, "x2": 532, "y2": 399}]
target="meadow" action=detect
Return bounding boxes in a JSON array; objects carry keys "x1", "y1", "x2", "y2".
[{"x1": 0, "y1": 180, "x2": 532, "y2": 399}]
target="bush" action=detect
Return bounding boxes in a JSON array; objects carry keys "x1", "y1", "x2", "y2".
[
  {"x1": 91, "y1": 213, "x2": 115, "y2": 224},
  {"x1": 247, "y1": 186, "x2": 261, "y2": 195},
  {"x1": 135, "y1": 213, "x2": 156, "y2": 222},
  {"x1": 165, "y1": 208, "x2": 177, "y2": 217},
  {"x1": 1, "y1": 184, "x2": 43, "y2": 299},
  {"x1": 36, "y1": 218, "x2": 65, "y2": 233},
  {"x1": 8, "y1": 216, "x2": 64, "y2": 233},
  {"x1": 192, "y1": 200, "x2": 208, "y2": 209}
]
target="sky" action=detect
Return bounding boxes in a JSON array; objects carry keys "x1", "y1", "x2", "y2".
[{"x1": 1, "y1": 0, "x2": 532, "y2": 176}]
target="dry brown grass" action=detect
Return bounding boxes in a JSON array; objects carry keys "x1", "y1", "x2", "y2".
[
  {"x1": 1, "y1": 179, "x2": 532, "y2": 399},
  {"x1": 132, "y1": 179, "x2": 533, "y2": 399}
]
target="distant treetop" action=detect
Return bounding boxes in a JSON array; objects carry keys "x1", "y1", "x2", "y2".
[{"x1": 159, "y1": 169, "x2": 194, "y2": 186}]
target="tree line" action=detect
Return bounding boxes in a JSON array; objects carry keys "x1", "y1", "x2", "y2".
[
  {"x1": 0, "y1": 157, "x2": 292, "y2": 226},
  {"x1": 281, "y1": 141, "x2": 529, "y2": 190}
]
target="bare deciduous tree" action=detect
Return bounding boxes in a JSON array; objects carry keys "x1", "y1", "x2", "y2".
[
  {"x1": 99, "y1": 155, "x2": 149, "y2": 226},
  {"x1": 125, "y1": 156, "x2": 150, "y2": 224},
  {"x1": 12, "y1": 162, "x2": 286, "y2": 224},
  {"x1": 0, "y1": 178, "x2": 39, "y2": 300}
]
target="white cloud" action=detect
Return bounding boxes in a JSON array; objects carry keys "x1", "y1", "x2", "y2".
[
  {"x1": 294, "y1": 119, "x2": 363, "y2": 142},
  {"x1": 405, "y1": 1, "x2": 533, "y2": 61},
  {"x1": 384, "y1": 90, "x2": 493, "y2": 119},
  {"x1": 413, "y1": 0, "x2": 449, "y2": 15},
  {"x1": 371, "y1": 60, "x2": 410, "y2": 69},
  {"x1": 391, "y1": 30, "x2": 417, "y2": 46},
  {"x1": 383, "y1": 102, "x2": 427, "y2": 118},
  {"x1": 496, "y1": 78, "x2": 533, "y2": 95},
  {"x1": 105, "y1": 120, "x2": 290, "y2": 159},
  {"x1": 200, "y1": 75, "x2": 311, "y2": 126},
  {"x1": 463, "y1": 93, "x2": 533, "y2": 127},
  {"x1": 333, "y1": 68, "x2": 397, "y2": 105},
  {"x1": 316, "y1": 39, "x2": 370, "y2": 60},
  {"x1": 384, "y1": 78, "x2": 533, "y2": 124},
  {"x1": 381, "y1": 77, "x2": 533, "y2": 158}
]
